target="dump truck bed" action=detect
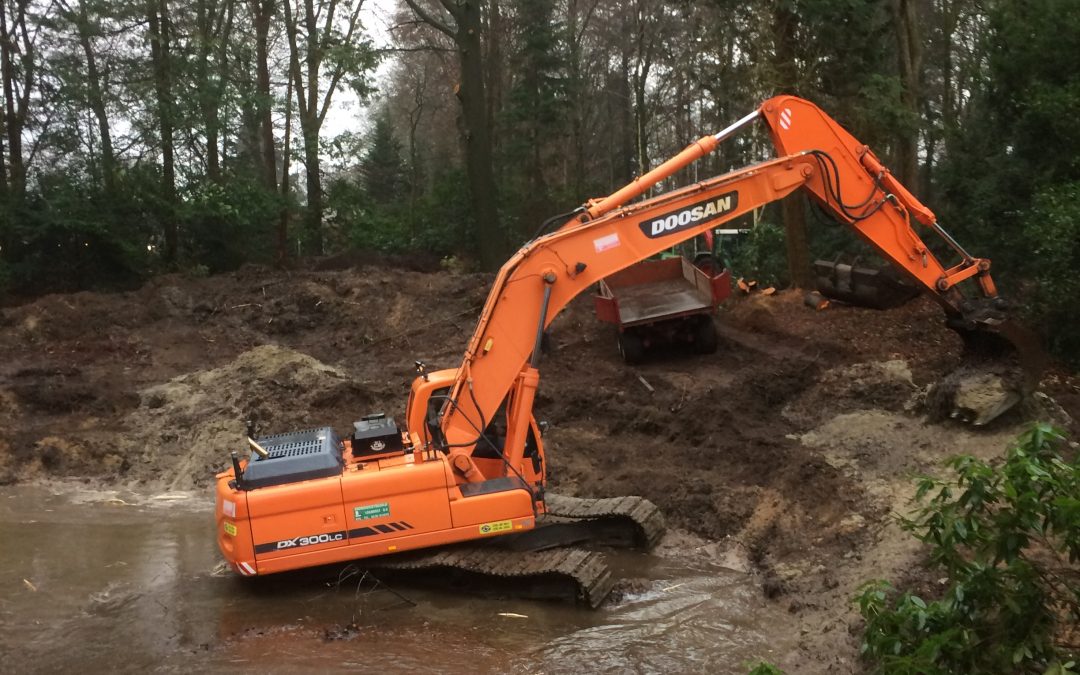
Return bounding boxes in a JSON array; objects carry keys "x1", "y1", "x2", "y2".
[{"x1": 595, "y1": 257, "x2": 730, "y2": 328}]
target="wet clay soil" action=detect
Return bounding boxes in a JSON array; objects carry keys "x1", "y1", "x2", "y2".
[{"x1": 1, "y1": 264, "x2": 1076, "y2": 673}]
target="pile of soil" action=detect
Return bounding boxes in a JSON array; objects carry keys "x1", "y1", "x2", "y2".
[{"x1": 1, "y1": 263, "x2": 1076, "y2": 673}]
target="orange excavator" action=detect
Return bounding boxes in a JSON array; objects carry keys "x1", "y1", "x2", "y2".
[{"x1": 216, "y1": 96, "x2": 1035, "y2": 597}]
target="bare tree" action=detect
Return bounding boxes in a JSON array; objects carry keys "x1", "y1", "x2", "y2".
[
  {"x1": 281, "y1": 0, "x2": 372, "y2": 255},
  {"x1": 401, "y1": 0, "x2": 506, "y2": 269},
  {"x1": 1, "y1": 0, "x2": 45, "y2": 198},
  {"x1": 147, "y1": 0, "x2": 178, "y2": 262}
]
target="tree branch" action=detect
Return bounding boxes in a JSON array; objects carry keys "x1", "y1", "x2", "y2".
[
  {"x1": 280, "y1": 0, "x2": 309, "y2": 119},
  {"x1": 317, "y1": 0, "x2": 364, "y2": 125},
  {"x1": 320, "y1": 0, "x2": 340, "y2": 53},
  {"x1": 375, "y1": 45, "x2": 454, "y2": 54},
  {"x1": 401, "y1": 0, "x2": 454, "y2": 39}
]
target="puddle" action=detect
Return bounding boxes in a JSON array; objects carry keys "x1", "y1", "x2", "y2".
[{"x1": 0, "y1": 485, "x2": 791, "y2": 673}]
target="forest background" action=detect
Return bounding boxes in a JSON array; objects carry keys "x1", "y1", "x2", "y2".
[{"x1": 0, "y1": 0, "x2": 1077, "y2": 357}]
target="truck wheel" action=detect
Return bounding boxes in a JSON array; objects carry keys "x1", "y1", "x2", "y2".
[
  {"x1": 618, "y1": 331, "x2": 645, "y2": 364},
  {"x1": 694, "y1": 317, "x2": 718, "y2": 354}
]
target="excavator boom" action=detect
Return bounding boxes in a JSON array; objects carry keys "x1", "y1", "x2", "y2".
[{"x1": 429, "y1": 96, "x2": 1033, "y2": 478}]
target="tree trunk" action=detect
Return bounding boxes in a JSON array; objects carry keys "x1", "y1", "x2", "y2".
[
  {"x1": 771, "y1": 0, "x2": 813, "y2": 288},
  {"x1": 279, "y1": 70, "x2": 293, "y2": 266},
  {"x1": 212, "y1": 3, "x2": 233, "y2": 177},
  {"x1": 74, "y1": 1, "x2": 115, "y2": 192},
  {"x1": 196, "y1": 0, "x2": 231, "y2": 183},
  {"x1": 300, "y1": 126, "x2": 322, "y2": 254},
  {"x1": 1, "y1": 3, "x2": 25, "y2": 198},
  {"x1": 611, "y1": 52, "x2": 634, "y2": 188},
  {"x1": 781, "y1": 195, "x2": 813, "y2": 288},
  {"x1": 456, "y1": 3, "x2": 505, "y2": 269},
  {"x1": 485, "y1": 0, "x2": 503, "y2": 153},
  {"x1": 633, "y1": 77, "x2": 648, "y2": 178},
  {"x1": 0, "y1": 17, "x2": 9, "y2": 196},
  {"x1": 300, "y1": 0, "x2": 324, "y2": 254},
  {"x1": 565, "y1": 0, "x2": 585, "y2": 197},
  {"x1": 941, "y1": 0, "x2": 958, "y2": 155},
  {"x1": 892, "y1": 0, "x2": 922, "y2": 187},
  {"x1": 406, "y1": 68, "x2": 425, "y2": 237},
  {"x1": 0, "y1": 109, "x2": 6, "y2": 197},
  {"x1": 148, "y1": 0, "x2": 178, "y2": 262},
  {"x1": 252, "y1": 0, "x2": 277, "y2": 192}
]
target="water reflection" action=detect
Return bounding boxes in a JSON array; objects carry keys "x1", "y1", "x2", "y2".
[{"x1": 0, "y1": 485, "x2": 788, "y2": 674}]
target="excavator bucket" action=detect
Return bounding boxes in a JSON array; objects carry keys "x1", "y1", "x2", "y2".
[
  {"x1": 813, "y1": 259, "x2": 920, "y2": 310},
  {"x1": 928, "y1": 316, "x2": 1047, "y2": 426},
  {"x1": 812, "y1": 257, "x2": 1042, "y2": 426}
]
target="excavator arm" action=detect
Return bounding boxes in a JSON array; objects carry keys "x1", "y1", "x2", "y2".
[
  {"x1": 757, "y1": 96, "x2": 1040, "y2": 382},
  {"x1": 758, "y1": 96, "x2": 1000, "y2": 318},
  {"x1": 412, "y1": 95, "x2": 1031, "y2": 485}
]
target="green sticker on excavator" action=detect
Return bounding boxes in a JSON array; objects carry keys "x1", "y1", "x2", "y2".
[{"x1": 353, "y1": 502, "x2": 390, "y2": 521}]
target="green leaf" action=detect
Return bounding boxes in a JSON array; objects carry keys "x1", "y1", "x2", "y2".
[{"x1": 954, "y1": 520, "x2": 968, "y2": 539}]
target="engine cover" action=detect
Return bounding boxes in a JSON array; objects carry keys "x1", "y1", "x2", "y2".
[{"x1": 241, "y1": 427, "x2": 343, "y2": 489}]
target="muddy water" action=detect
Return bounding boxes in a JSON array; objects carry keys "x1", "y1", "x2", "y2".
[{"x1": 1, "y1": 485, "x2": 790, "y2": 674}]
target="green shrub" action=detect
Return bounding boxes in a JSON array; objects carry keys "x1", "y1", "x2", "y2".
[
  {"x1": 2, "y1": 168, "x2": 158, "y2": 293},
  {"x1": 857, "y1": 424, "x2": 1080, "y2": 674},
  {"x1": 180, "y1": 175, "x2": 279, "y2": 272},
  {"x1": 727, "y1": 220, "x2": 789, "y2": 287}
]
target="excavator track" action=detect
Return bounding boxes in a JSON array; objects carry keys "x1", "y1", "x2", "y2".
[
  {"x1": 363, "y1": 493, "x2": 664, "y2": 608},
  {"x1": 366, "y1": 545, "x2": 614, "y2": 608},
  {"x1": 543, "y1": 493, "x2": 666, "y2": 549}
]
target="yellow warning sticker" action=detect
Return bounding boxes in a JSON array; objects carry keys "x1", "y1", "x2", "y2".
[
  {"x1": 223, "y1": 521, "x2": 238, "y2": 536},
  {"x1": 478, "y1": 519, "x2": 513, "y2": 535}
]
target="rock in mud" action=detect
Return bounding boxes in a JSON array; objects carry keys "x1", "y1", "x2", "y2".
[{"x1": 926, "y1": 365, "x2": 1024, "y2": 426}]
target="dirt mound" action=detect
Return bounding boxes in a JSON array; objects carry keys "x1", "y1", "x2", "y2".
[
  {"x1": 0, "y1": 345, "x2": 373, "y2": 488},
  {"x1": 124, "y1": 345, "x2": 371, "y2": 490}
]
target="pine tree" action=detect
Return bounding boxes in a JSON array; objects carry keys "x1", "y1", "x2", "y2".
[
  {"x1": 361, "y1": 110, "x2": 407, "y2": 205},
  {"x1": 501, "y1": 0, "x2": 566, "y2": 235}
]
